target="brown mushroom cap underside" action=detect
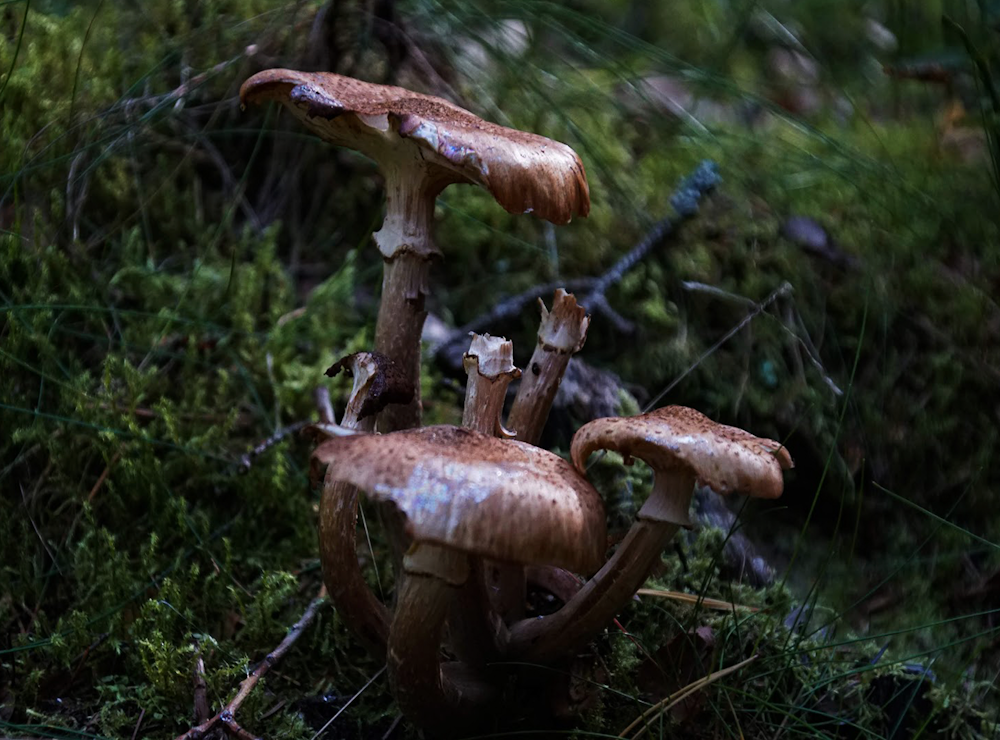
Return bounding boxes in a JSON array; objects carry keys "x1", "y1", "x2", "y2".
[
  {"x1": 571, "y1": 406, "x2": 793, "y2": 499},
  {"x1": 240, "y1": 69, "x2": 590, "y2": 225},
  {"x1": 312, "y1": 425, "x2": 606, "y2": 574}
]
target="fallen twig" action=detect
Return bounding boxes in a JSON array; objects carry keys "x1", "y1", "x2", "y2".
[
  {"x1": 87, "y1": 451, "x2": 121, "y2": 502},
  {"x1": 635, "y1": 588, "x2": 759, "y2": 612},
  {"x1": 193, "y1": 652, "x2": 210, "y2": 724},
  {"x1": 175, "y1": 587, "x2": 328, "y2": 740},
  {"x1": 239, "y1": 420, "x2": 310, "y2": 471},
  {"x1": 579, "y1": 160, "x2": 721, "y2": 334}
]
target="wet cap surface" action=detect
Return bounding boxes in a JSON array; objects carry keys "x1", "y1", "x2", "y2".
[
  {"x1": 571, "y1": 406, "x2": 793, "y2": 499},
  {"x1": 241, "y1": 69, "x2": 590, "y2": 225},
  {"x1": 312, "y1": 425, "x2": 606, "y2": 573}
]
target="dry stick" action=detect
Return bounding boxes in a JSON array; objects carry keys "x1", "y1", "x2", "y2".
[
  {"x1": 618, "y1": 653, "x2": 759, "y2": 739},
  {"x1": 193, "y1": 653, "x2": 210, "y2": 724},
  {"x1": 175, "y1": 588, "x2": 328, "y2": 740},
  {"x1": 130, "y1": 707, "x2": 146, "y2": 740},
  {"x1": 635, "y1": 588, "x2": 759, "y2": 612},
  {"x1": 239, "y1": 420, "x2": 310, "y2": 470},
  {"x1": 87, "y1": 451, "x2": 121, "y2": 502}
]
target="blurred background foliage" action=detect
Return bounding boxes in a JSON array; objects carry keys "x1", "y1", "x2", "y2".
[{"x1": 2, "y1": 0, "x2": 999, "y2": 737}]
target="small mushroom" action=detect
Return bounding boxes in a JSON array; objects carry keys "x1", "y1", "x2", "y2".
[
  {"x1": 313, "y1": 425, "x2": 606, "y2": 732},
  {"x1": 507, "y1": 405, "x2": 792, "y2": 662},
  {"x1": 241, "y1": 70, "x2": 590, "y2": 432},
  {"x1": 314, "y1": 351, "x2": 413, "y2": 655}
]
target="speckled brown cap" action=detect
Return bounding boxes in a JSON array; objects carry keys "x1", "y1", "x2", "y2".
[
  {"x1": 312, "y1": 425, "x2": 606, "y2": 574},
  {"x1": 240, "y1": 69, "x2": 590, "y2": 226},
  {"x1": 571, "y1": 406, "x2": 793, "y2": 499}
]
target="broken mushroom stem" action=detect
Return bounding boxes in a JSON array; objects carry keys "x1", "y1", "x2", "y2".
[
  {"x1": 315, "y1": 351, "x2": 413, "y2": 656},
  {"x1": 488, "y1": 290, "x2": 589, "y2": 624},
  {"x1": 450, "y1": 334, "x2": 519, "y2": 664},
  {"x1": 507, "y1": 289, "x2": 590, "y2": 446},
  {"x1": 461, "y1": 333, "x2": 520, "y2": 438}
]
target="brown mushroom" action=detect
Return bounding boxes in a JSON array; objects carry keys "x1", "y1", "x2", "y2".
[
  {"x1": 240, "y1": 69, "x2": 590, "y2": 433},
  {"x1": 314, "y1": 351, "x2": 413, "y2": 655},
  {"x1": 507, "y1": 405, "x2": 792, "y2": 662},
  {"x1": 312, "y1": 424, "x2": 606, "y2": 732}
]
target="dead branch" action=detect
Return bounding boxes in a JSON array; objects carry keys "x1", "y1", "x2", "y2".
[
  {"x1": 193, "y1": 653, "x2": 210, "y2": 724},
  {"x1": 175, "y1": 588, "x2": 327, "y2": 740},
  {"x1": 430, "y1": 160, "x2": 720, "y2": 359},
  {"x1": 238, "y1": 420, "x2": 310, "y2": 471}
]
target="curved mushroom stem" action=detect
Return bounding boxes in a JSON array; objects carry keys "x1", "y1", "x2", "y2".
[
  {"x1": 319, "y1": 476, "x2": 390, "y2": 655},
  {"x1": 506, "y1": 470, "x2": 695, "y2": 663},
  {"x1": 316, "y1": 352, "x2": 410, "y2": 657},
  {"x1": 390, "y1": 544, "x2": 498, "y2": 734}
]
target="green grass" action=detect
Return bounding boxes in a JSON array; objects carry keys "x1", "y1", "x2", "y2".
[{"x1": 2, "y1": 0, "x2": 999, "y2": 737}]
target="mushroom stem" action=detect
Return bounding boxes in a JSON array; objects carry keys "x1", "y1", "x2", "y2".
[
  {"x1": 372, "y1": 161, "x2": 441, "y2": 433},
  {"x1": 507, "y1": 289, "x2": 590, "y2": 446},
  {"x1": 316, "y1": 352, "x2": 411, "y2": 657},
  {"x1": 389, "y1": 545, "x2": 497, "y2": 733},
  {"x1": 319, "y1": 474, "x2": 390, "y2": 654},
  {"x1": 461, "y1": 333, "x2": 519, "y2": 437},
  {"x1": 507, "y1": 470, "x2": 695, "y2": 663},
  {"x1": 451, "y1": 334, "x2": 518, "y2": 662}
]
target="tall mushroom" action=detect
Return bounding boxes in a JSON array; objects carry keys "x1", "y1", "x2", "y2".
[
  {"x1": 313, "y1": 351, "x2": 412, "y2": 655},
  {"x1": 240, "y1": 70, "x2": 590, "y2": 432},
  {"x1": 311, "y1": 425, "x2": 606, "y2": 733},
  {"x1": 507, "y1": 405, "x2": 793, "y2": 663}
]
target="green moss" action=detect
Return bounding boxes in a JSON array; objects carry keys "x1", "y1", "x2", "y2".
[{"x1": 3, "y1": 0, "x2": 1000, "y2": 737}]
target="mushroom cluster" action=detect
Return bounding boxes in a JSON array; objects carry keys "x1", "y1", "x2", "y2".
[{"x1": 242, "y1": 69, "x2": 793, "y2": 735}]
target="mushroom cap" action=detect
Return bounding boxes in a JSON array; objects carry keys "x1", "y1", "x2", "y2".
[
  {"x1": 312, "y1": 425, "x2": 606, "y2": 574},
  {"x1": 240, "y1": 69, "x2": 590, "y2": 225},
  {"x1": 571, "y1": 406, "x2": 793, "y2": 499}
]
